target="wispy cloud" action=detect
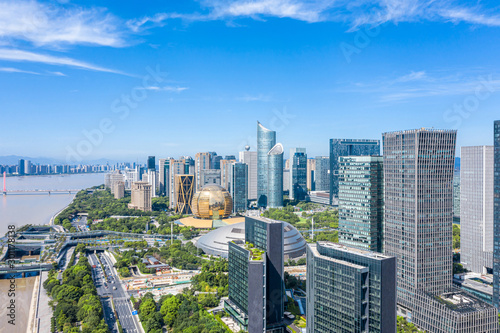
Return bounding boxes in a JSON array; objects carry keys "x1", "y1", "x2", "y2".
[
  {"x1": 0, "y1": 0, "x2": 126, "y2": 47},
  {"x1": 0, "y1": 67, "x2": 39, "y2": 75},
  {"x1": 236, "y1": 93, "x2": 272, "y2": 102},
  {"x1": 139, "y1": 86, "x2": 189, "y2": 92},
  {"x1": 0, "y1": 49, "x2": 128, "y2": 75},
  {"x1": 129, "y1": 0, "x2": 500, "y2": 31},
  {"x1": 337, "y1": 70, "x2": 500, "y2": 103}
]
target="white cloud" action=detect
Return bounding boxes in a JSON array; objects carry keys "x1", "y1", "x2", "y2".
[
  {"x1": 0, "y1": 67, "x2": 39, "y2": 75},
  {"x1": 140, "y1": 86, "x2": 189, "y2": 92},
  {"x1": 0, "y1": 0, "x2": 126, "y2": 47},
  {"x1": 0, "y1": 49, "x2": 127, "y2": 75},
  {"x1": 394, "y1": 71, "x2": 427, "y2": 83},
  {"x1": 236, "y1": 94, "x2": 272, "y2": 102}
]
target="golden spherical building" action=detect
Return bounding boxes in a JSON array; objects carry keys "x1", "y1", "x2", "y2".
[{"x1": 191, "y1": 184, "x2": 233, "y2": 219}]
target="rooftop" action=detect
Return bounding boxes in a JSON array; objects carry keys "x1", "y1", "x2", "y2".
[
  {"x1": 308, "y1": 243, "x2": 367, "y2": 271},
  {"x1": 428, "y1": 287, "x2": 495, "y2": 313},
  {"x1": 317, "y1": 241, "x2": 394, "y2": 261}
]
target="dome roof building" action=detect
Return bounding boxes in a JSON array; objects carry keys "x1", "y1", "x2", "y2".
[{"x1": 191, "y1": 184, "x2": 233, "y2": 220}]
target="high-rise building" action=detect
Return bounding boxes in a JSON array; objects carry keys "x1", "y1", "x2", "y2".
[
  {"x1": 453, "y1": 171, "x2": 461, "y2": 222},
  {"x1": 169, "y1": 159, "x2": 187, "y2": 209},
  {"x1": 493, "y1": 121, "x2": 500, "y2": 309},
  {"x1": 306, "y1": 241, "x2": 396, "y2": 333},
  {"x1": 128, "y1": 181, "x2": 152, "y2": 211},
  {"x1": 306, "y1": 158, "x2": 316, "y2": 191},
  {"x1": 212, "y1": 155, "x2": 223, "y2": 170},
  {"x1": 225, "y1": 216, "x2": 285, "y2": 333},
  {"x1": 147, "y1": 156, "x2": 155, "y2": 170},
  {"x1": 228, "y1": 162, "x2": 248, "y2": 213},
  {"x1": 221, "y1": 158, "x2": 237, "y2": 190},
  {"x1": 239, "y1": 148, "x2": 257, "y2": 200},
  {"x1": 147, "y1": 169, "x2": 157, "y2": 197},
  {"x1": 112, "y1": 181, "x2": 125, "y2": 199},
  {"x1": 174, "y1": 174, "x2": 194, "y2": 214},
  {"x1": 195, "y1": 152, "x2": 212, "y2": 191},
  {"x1": 257, "y1": 121, "x2": 276, "y2": 207},
  {"x1": 289, "y1": 148, "x2": 307, "y2": 201},
  {"x1": 338, "y1": 156, "x2": 383, "y2": 252},
  {"x1": 283, "y1": 169, "x2": 290, "y2": 192},
  {"x1": 200, "y1": 169, "x2": 221, "y2": 186},
  {"x1": 460, "y1": 146, "x2": 493, "y2": 274},
  {"x1": 159, "y1": 158, "x2": 170, "y2": 196},
  {"x1": 18, "y1": 159, "x2": 25, "y2": 175},
  {"x1": 24, "y1": 160, "x2": 31, "y2": 175},
  {"x1": 268, "y1": 143, "x2": 284, "y2": 208},
  {"x1": 329, "y1": 139, "x2": 380, "y2": 205},
  {"x1": 314, "y1": 156, "x2": 329, "y2": 191},
  {"x1": 383, "y1": 128, "x2": 498, "y2": 332}
]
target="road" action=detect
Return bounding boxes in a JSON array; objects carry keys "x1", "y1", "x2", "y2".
[{"x1": 88, "y1": 252, "x2": 141, "y2": 333}]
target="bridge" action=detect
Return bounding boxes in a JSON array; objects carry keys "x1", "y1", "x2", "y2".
[{"x1": 2, "y1": 189, "x2": 81, "y2": 195}]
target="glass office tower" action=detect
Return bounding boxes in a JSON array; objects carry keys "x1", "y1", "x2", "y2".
[
  {"x1": 147, "y1": 156, "x2": 155, "y2": 170},
  {"x1": 257, "y1": 121, "x2": 276, "y2": 207},
  {"x1": 306, "y1": 242, "x2": 396, "y2": 333},
  {"x1": 338, "y1": 156, "x2": 383, "y2": 252},
  {"x1": 314, "y1": 156, "x2": 329, "y2": 191},
  {"x1": 225, "y1": 216, "x2": 285, "y2": 333},
  {"x1": 493, "y1": 121, "x2": 500, "y2": 309},
  {"x1": 289, "y1": 148, "x2": 307, "y2": 201},
  {"x1": 268, "y1": 143, "x2": 284, "y2": 208},
  {"x1": 229, "y1": 162, "x2": 248, "y2": 213},
  {"x1": 329, "y1": 139, "x2": 380, "y2": 205}
]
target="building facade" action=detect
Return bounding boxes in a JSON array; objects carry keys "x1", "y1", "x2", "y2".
[
  {"x1": 338, "y1": 156, "x2": 383, "y2": 252},
  {"x1": 306, "y1": 242, "x2": 396, "y2": 333},
  {"x1": 314, "y1": 156, "x2": 329, "y2": 191},
  {"x1": 239, "y1": 149, "x2": 258, "y2": 200},
  {"x1": 383, "y1": 128, "x2": 498, "y2": 332},
  {"x1": 228, "y1": 162, "x2": 248, "y2": 213},
  {"x1": 200, "y1": 169, "x2": 221, "y2": 187},
  {"x1": 257, "y1": 122, "x2": 276, "y2": 207},
  {"x1": 493, "y1": 121, "x2": 500, "y2": 309},
  {"x1": 268, "y1": 143, "x2": 284, "y2": 208},
  {"x1": 307, "y1": 158, "x2": 316, "y2": 192},
  {"x1": 175, "y1": 174, "x2": 194, "y2": 214},
  {"x1": 129, "y1": 181, "x2": 152, "y2": 211},
  {"x1": 289, "y1": 148, "x2": 307, "y2": 201},
  {"x1": 329, "y1": 139, "x2": 380, "y2": 205},
  {"x1": 195, "y1": 152, "x2": 212, "y2": 191},
  {"x1": 225, "y1": 216, "x2": 285, "y2": 333},
  {"x1": 460, "y1": 146, "x2": 494, "y2": 274}
]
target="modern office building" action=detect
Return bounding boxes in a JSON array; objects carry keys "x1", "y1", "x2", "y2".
[
  {"x1": 18, "y1": 159, "x2": 25, "y2": 175},
  {"x1": 174, "y1": 174, "x2": 194, "y2": 214},
  {"x1": 212, "y1": 155, "x2": 223, "y2": 170},
  {"x1": 289, "y1": 148, "x2": 307, "y2": 201},
  {"x1": 493, "y1": 121, "x2": 500, "y2": 309},
  {"x1": 257, "y1": 121, "x2": 276, "y2": 207},
  {"x1": 128, "y1": 181, "x2": 152, "y2": 212},
  {"x1": 460, "y1": 146, "x2": 494, "y2": 274},
  {"x1": 169, "y1": 158, "x2": 194, "y2": 209},
  {"x1": 225, "y1": 155, "x2": 236, "y2": 161},
  {"x1": 283, "y1": 169, "x2": 290, "y2": 193},
  {"x1": 239, "y1": 148, "x2": 258, "y2": 200},
  {"x1": 225, "y1": 216, "x2": 285, "y2": 333},
  {"x1": 268, "y1": 143, "x2": 284, "y2": 208},
  {"x1": 200, "y1": 169, "x2": 221, "y2": 186},
  {"x1": 314, "y1": 156, "x2": 329, "y2": 192},
  {"x1": 329, "y1": 139, "x2": 380, "y2": 205},
  {"x1": 192, "y1": 184, "x2": 232, "y2": 219},
  {"x1": 159, "y1": 158, "x2": 169, "y2": 196},
  {"x1": 338, "y1": 156, "x2": 383, "y2": 252},
  {"x1": 24, "y1": 159, "x2": 31, "y2": 175},
  {"x1": 221, "y1": 158, "x2": 237, "y2": 190},
  {"x1": 306, "y1": 241, "x2": 396, "y2": 333},
  {"x1": 147, "y1": 169, "x2": 157, "y2": 197},
  {"x1": 453, "y1": 170, "x2": 461, "y2": 222},
  {"x1": 195, "y1": 152, "x2": 212, "y2": 191},
  {"x1": 112, "y1": 181, "x2": 125, "y2": 199},
  {"x1": 383, "y1": 128, "x2": 498, "y2": 332},
  {"x1": 228, "y1": 162, "x2": 248, "y2": 213},
  {"x1": 307, "y1": 158, "x2": 316, "y2": 191},
  {"x1": 147, "y1": 156, "x2": 155, "y2": 170}
]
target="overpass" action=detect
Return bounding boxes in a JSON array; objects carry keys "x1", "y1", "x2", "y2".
[
  {"x1": 2, "y1": 189, "x2": 80, "y2": 196},
  {"x1": 21, "y1": 230, "x2": 178, "y2": 240}
]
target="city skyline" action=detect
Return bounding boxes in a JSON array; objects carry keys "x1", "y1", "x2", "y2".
[{"x1": 2, "y1": 1, "x2": 500, "y2": 160}]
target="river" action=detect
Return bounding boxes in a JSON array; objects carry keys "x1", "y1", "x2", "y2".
[{"x1": 0, "y1": 173, "x2": 104, "y2": 235}]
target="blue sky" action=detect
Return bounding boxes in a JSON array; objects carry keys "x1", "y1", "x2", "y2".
[{"x1": 1, "y1": 0, "x2": 500, "y2": 163}]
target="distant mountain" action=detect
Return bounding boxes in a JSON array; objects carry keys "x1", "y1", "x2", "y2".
[{"x1": 0, "y1": 155, "x2": 125, "y2": 165}]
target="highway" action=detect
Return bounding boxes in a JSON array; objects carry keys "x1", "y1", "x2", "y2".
[{"x1": 88, "y1": 252, "x2": 141, "y2": 333}]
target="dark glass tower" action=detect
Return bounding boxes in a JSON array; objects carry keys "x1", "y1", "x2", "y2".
[
  {"x1": 290, "y1": 148, "x2": 307, "y2": 201},
  {"x1": 257, "y1": 121, "x2": 276, "y2": 207},
  {"x1": 493, "y1": 121, "x2": 500, "y2": 309},
  {"x1": 268, "y1": 143, "x2": 284, "y2": 208},
  {"x1": 147, "y1": 156, "x2": 155, "y2": 170},
  {"x1": 329, "y1": 139, "x2": 380, "y2": 205}
]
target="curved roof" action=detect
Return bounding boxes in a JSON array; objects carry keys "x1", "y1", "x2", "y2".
[
  {"x1": 198, "y1": 184, "x2": 228, "y2": 192},
  {"x1": 196, "y1": 221, "x2": 306, "y2": 259},
  {"x1": 268, "y1": 143, "x2": 284, "y2": 155},
  {"x1": 257, "y1": 121, "x2": 273, "y2": 133}
]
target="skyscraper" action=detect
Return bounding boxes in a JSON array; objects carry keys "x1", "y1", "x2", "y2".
[
  {"x1": 306, "y1": 241, "x2": 396, "y2": 333},
  {"x1": 225, "y1": 216, "x2": 285, "y2": 332},
  {"x1": 18, "y1": 159, "x2": 25, "y2": 175},
  {"x1": 314, "y1": 156, "x2": 329, "y2": 191},
  {"x1": 195, "y1": 152, "x2": 212, "y2": 191},
  {"x1": 175, "y1": 174, "x2": 194, "y2": 214},
  {"x1": 228, "y1": 162, "x2": 248, "y2": 213},
  {"x1": 289, "y1": 148, "x2": 307, "y2": 201},
  {"x1": 159, "y1": 158, "x2": 170, "y2": 196},
  {"x1": 306, "y1": 158, "x2": 316, "y2": 191},
  {"x1": 239, "y1": 148, "x2": 257, "y2": 200},
  {"x1": 257, "y1": 121, "x2": 276, "y2": 207},
  {"x1": 200, "y1": 169, "x2": 221, "y2": 186},
  {"x1": 128, "y1": 181, "x2": 152, "y2": 212},
  {"x1": 329, "y1": 139, "x2": 380, "y2": 205},
  {"x1": 268, "y1": 143, "x2": 284, "y2": 208},
  {"x1": 460, "y1": 146, "x2": 493, "y2": 274},
  {"x1": 338, "y1": 156, "x2": 383, "y2": 252},
  {"x1": 383, "y1": 128, "x2": 498, "y2": 332},
  {"x1": 147, "y1": 156, "x2": 155, "y2": 170},
  {"x1": 493, "y1": 121, "x2": 500, "y2": 309}
]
